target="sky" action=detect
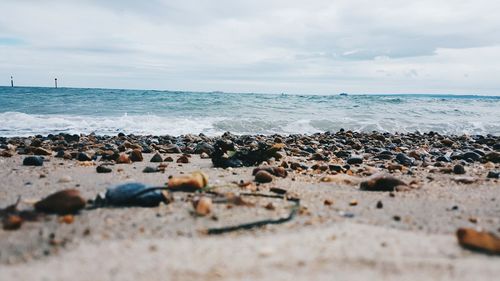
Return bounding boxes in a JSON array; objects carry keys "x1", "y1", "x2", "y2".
[{"x1": 0, "y1": 0, "x2": 499, "y2": 95}]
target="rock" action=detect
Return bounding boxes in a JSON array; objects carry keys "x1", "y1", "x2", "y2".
[
  {"x1": 453, "y1": 164, "x2": 466, "y2": 175},
  {"x1": 461, "y1": 151, "x2": 481, "y2": 162},
  {"x1": 309, "y1": 153, "x2": 329, "y2": 161},
  {"x1": 58, "y1": 175, "x2": 72, "y2": 183},
  {"x1": 194, "y1": 142, "x2": 214, "y2": 155},
  {"x1": 441, "y1": 138, "x2": 454, "y2": 146},
  {"x1": 33, "y1": 147, "x2": 52, "y2": 156},
  {"x1": 165, "y1": 144, "x2": 182, "y2": 153},
  {"x1": 324, "y1": 199, "x2": 333, "y2": 206},
  {"x1": 0, "y1": 150, "x2": 14, "y2": 157},
  {"x1": 77, "y1": 152, "x2": 92, "y2": 161},
  {"x1": 360, "y1": 174, "x2": 407, "y2": 191},
  {"x1": 150, "y1": 153, "x2": 163, "y2": 162},
  {"x1": 349, "y1": 199, "x2": 358, "y2": 206},
  {"x1": 23, "y1": 156, "x2": 44, "y2": 166},
  {"x1": 34, "y1": 189, "x2": 86, "y2": 214},
  {"x1": 200, "y1": 152, "x2": 210, "y2": 159},
  {"x1": 193, "y1": 197, "x2": 212, "y2": 216},
  {"x1": 320, "y1": 174, "x2": 360, "y2": 185},
  {"x1": 168, "y1": 171, "x2": 208, "y2": 191},
  {"x1": 395, "y1": 153, "x2": 414, "y2": 166},
  {"x1": 142, "y1": 166, "x2": 158, "y2": 173},
  {"x1": 456, "y1": 228, "x2": 500, "y2": 255},
  {"x1": 487, "y1": 171, "x2": 499, "y2": 179},
  {"x1": 270, "y1": 187, "x2": 287, "y2": 195},
  {"x1": 483, "y1": 152, "x2": 500, "y2": 163},
  {"x1": 116, "y1": 153, "x2": 131, "y2": 164},
  {"x1": 252, "y1": 166, "x2": 287, "y2": 178},
  {"x1": 164, "y1": 156, "x2": 174, "y2": 162},
  {"x1": 376, "y1": 201, "x2": 383, "y2": 209},
  {"x1": 104, "y1": 182, "x2": 171, "y2": 207},
  {"x1": 129, "y1": 149, "x2": 143, "y2": 162},
  {"x1": 436, "y1": 155, "x2": 451, "y2": 162},
  {"x1": 347, "y1": 155, "x2": 363, "y2": 165},
  {"x1": 3, "y1": 215, "x2": 23, "y2": 230},
  {"x1": 452, "y1": 176, "x2": 477, "y2": 184},
  {"x1": 59, "y1": 214, "x2": 74, "y2": 224},
  {"x1": 96, "y1": 165, "x2": 112, "y2": 173},
  {"x1": 177, "y1": 155, "x2": 190, "y2": 163},
  {"x1": 264, "y1": 202, "x2": 276, "y2": 210},
  {"x1": 255, "y1": 170, "x2": 273, "y2": 183}
]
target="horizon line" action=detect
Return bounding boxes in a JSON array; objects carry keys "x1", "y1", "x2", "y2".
[{"x1": 1, "y1": 84, "x2": 498, "y2": 97}]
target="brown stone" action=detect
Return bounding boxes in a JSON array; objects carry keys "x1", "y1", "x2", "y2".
[
  {"x1": 33, "y1": 147, "x2": 52, "y2": 156},
  {"x1": 34, "y1": 189, "x2": 86, "y2": 214},
  {"x1": 3, "y1": 214, "x2": 23, "y2": 230},
  {"x1": 360, "y1": 174, "x2": 407, "y2": 191},
  {"x1": 168, "y1": 171, "x2": 208, "y2": 191},
  {"x1": 193, "y1": 197, "x2": 212, "y2": 216},
  {"x1": 456, "y1": 228, "x2": 500, "y2": 255},
  {"x1": 255, "y1": 170, "x2": 273, "y2": 183},
  {"x1": 129, "y1": 149, "x2": 143, "y2": 162},
  {"x1": 177, "y1": 155, "x2": 190, "y2": 163},
  {"x1": 116, "y1": 153, "x2": 131, "y2": 164}
]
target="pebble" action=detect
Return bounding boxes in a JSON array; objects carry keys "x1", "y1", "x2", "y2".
[
  {"x1": 483, "y1": 151, "x2": 500, "y2": 163},
  {"x1": 168, "y1": 171, "x2": 208, "y2": 191},
  {"x1": 487, "y1": 171, "x2": 499, "y2": 179},
  {"x1": 96, "y1": 165, "x2": 112, "y2": 173},
  {"x1": 0, "y1": 150, "x2": 14, "y2": 157},
  {"x1": 3, "y1": 215, "x2": 23, "y2": 230},
  {"x1": 461, "y1": 151, "x2": 481, "y2": 162},
  {"x1": 360, "y1": 174, "x2": 407, "y2": 191},
  {"x1": 33, "y1": 147, "x2": 52, "y2": 156},
  {"x1": 265, "y1": 202, "x2": 276, "y2": 210},
  {"x1": 324, "y1": 199, "x2": 333, "y2": 206},
  {"x1": 254, "y1": 170, "x2": 273, "y2": 183},
  {"x1": 395, "y1": 153, "x2": 414, "y2": 166},
  {"x1": 456, "y1": 228, "x2": 500, "y2": 255},
  {"x1": 376, "y1": 201, "x2": 383, "y2": 209},
  {"x1": 176, "y1": 155, "x2": 190, "y2": 163},
  {"x1": 23, "y1": 156, "x2": 44, "y2": 166},
  {"x1": 150, "y1": 153, "x2": 163, "y2": 162},
  {"x1": 77, "y1": 152, "x2": 92, "y2": 161},
  {"x1": 142, "y1": 166, "x2": 158, "y2": 173},
  {"x1": 129, "y1": 149, "x2": 143, "y2": 162},
  {"x1": 58, "y1": 175, "x2": 72, "y2": 183},
  {"x1": 452, "y1": 176, "x2": 477, "y2": 184},
  {"x1": 34, "y1": 189, "x2": 86, "y2": 214},
  {"x1": 116, "y1": 154, "x2": 131, "y2": 164},
  {"x1": 453, "y1": 164, "x2": 466, "y2": 175},
  {"x1": 164, "y1": 156, "x2": 174, "y2": 162},
  {"x1": 346, "y1": 155, "x2": 363, "y2": 165},
  {"x1": 193, "y1": 197, "x2": 212, "y2": 216}
]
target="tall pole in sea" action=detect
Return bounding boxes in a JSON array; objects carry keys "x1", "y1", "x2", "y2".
[
  {"x1": 11, "y1": 76, "x2": 14, "y2": 87},
  {"x1": 55, "y1": 78, "x2": 58, "y2": 89}
]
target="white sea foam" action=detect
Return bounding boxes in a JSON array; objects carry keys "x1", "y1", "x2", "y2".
[{"x1": 0, "y1": 111, "x2": 498, "y2": 137}]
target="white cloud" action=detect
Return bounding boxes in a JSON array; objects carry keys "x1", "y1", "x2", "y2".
[{"x1": 0, "y1": 0, "x2": 499, "y2": 94}]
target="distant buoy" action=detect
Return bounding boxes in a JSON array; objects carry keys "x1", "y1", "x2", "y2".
[
  {"x1": 55, "y1": 78, "x2": 58, "y2": 89},
  {"x1": 10, "y1": 76, "x2": 14, "y2": 87}
]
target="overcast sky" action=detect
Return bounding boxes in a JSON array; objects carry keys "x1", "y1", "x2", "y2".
[{"x1": 0, "y1": 0, "x2": 499, "y2": 94}]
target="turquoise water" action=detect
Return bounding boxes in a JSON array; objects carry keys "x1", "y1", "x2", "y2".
[{"x1": 0, "y1": 86, "x2": 499, "y2": 136}]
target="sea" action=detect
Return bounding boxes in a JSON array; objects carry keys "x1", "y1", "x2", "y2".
[{"x1": 0, "y1": 87, "x2": 499, "y2": 137}]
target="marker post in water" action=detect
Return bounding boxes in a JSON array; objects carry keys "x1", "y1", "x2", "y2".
[
  {"x1": 11, "y1": 76, "x2": 14, "y2": 87},
  {"x1": 55, "y1": 78, "x2": 58, "y2": 89}
]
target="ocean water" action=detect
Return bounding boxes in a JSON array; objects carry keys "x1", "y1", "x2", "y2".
[{"x1": 0, "y1": 87, "x2": 499, "y2": 137}]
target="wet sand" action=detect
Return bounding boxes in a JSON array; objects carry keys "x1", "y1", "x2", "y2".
[{"x1": 1, "y1": 132, "x2": 499, "y2": 280}]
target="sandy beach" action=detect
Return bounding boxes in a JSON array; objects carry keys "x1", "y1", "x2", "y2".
[{"x1": 0, "y1": 132, "x2": 499, "y2": 280}]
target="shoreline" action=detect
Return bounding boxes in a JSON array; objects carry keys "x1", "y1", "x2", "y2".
[{"x1": 1, "y1": 131, "x2": 499, "y2": 280}]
